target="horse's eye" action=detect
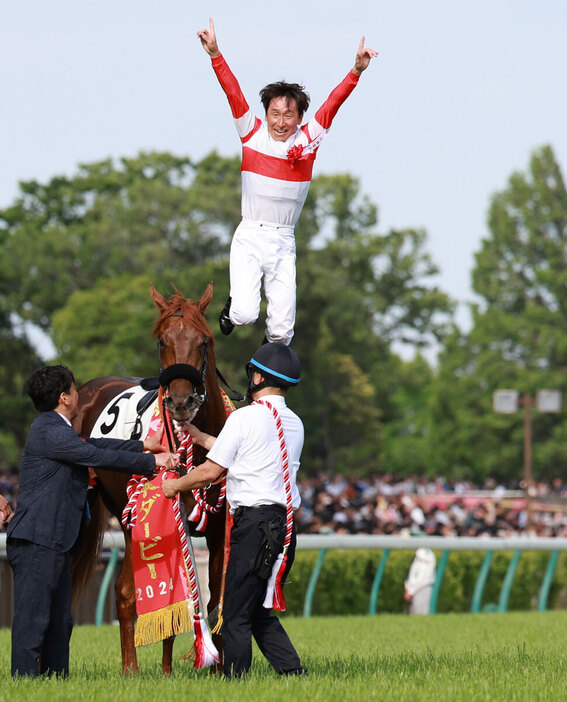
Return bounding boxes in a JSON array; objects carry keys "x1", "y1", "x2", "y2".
[{"x1": 157, "y1": 338, "x2": 164, "y2": 348}]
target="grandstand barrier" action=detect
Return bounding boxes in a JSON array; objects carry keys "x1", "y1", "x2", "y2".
[{"x1": 1, "y1": 533, "x2": 565, "y2": 625}]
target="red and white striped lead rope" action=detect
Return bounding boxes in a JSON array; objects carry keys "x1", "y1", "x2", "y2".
[
  {"x1": 121, "y1": 430, "x2": 191, "y2": 528},
  {"x1": 174, "y1": 427, "x2": 226, "y2": 532},
  {"x1": 122, "y1": 428, "x2": 226, "y2": 530},
  {"x1": 170, "y1": 475, "x2": 220, "y2": 668},
  {"x1": 254, "y1": 400, "x2": 293, "y2": 611}
]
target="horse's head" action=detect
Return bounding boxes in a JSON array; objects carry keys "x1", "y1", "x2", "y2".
[{"x1": 151, "y1": 282, "x2": 215, "y2": 423}]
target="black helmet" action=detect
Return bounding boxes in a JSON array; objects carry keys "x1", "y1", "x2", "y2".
[{"x1": 246, "y1": 343, "x2": 300, "y2": 398}]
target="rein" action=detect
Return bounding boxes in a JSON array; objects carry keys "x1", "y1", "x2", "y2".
[
  {"x1": 152, "y1": 309, "x2": 226, "y2": 526},
  {"x1": 123, "y1": 395, "x2": 226, "y2": 532},
  {"x1": 157, "y1": 366, "x2": 226, "y2": 532},
  {"x1": 174, "y1": 424, "x2": 226, "y2": 531}
]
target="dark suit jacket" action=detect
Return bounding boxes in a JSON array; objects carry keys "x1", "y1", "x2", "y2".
[{"x1": 7, "y1": 411, "x2": 155, "y2": 552}]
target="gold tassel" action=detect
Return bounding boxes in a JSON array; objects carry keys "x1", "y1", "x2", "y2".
[
  {"x1": 134, "y1": 601, "x2": 193, "y2": 647},
  {"x1": 211, "y1": 610, "x2": 223, "y2": 635},
  {"x1": 210, "y1": 498, "x2": 230, "y2": 637}
]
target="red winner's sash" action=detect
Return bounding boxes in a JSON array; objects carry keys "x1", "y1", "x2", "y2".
[
  {"x1": 124, "y1": 388, "x2": 235, "y2": 656},
  {"x1": 130, "y1": 470, "x2": 193, "y2": 647},
  {"x1": 121, "y1": 397, "x2": 192, "y2": 647}
]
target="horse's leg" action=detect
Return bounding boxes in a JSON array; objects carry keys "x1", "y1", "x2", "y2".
[
  {"x1": 161, "y1": 637, "x2": 175, "y2": 676},
  {"x1": 116, "y1": 537, "x2": 174, "y2": 676},
  {"x1": 115, "y1": 533, "x2": 139, "y2": 675}
]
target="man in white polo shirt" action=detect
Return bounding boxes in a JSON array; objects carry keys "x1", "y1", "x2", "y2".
[{"x1": 162, "y1": 342, "x2": 306, "y2": 678}]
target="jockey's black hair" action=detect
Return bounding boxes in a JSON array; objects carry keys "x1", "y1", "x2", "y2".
[{"x1": 260, "y1": 82, "x2": 310, "y2": 118}]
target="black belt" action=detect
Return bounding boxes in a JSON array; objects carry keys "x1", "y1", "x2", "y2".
[{"x1": 233, "y1": 504, "x2": 286, "y2": 521}]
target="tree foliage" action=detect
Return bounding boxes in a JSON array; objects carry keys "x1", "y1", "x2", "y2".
[
  {"x1": 0, "y1": 312, "x2": 40, "y2": 466},
  {"x1": 0, "y1": 150, "x2": 452, "y2": 474},
  {"x1": 0, "y1": 151, "x2": 239, "y2": 330},
  {"x1": 429, "y1": 145, "x2": 567, "y2": 482}
]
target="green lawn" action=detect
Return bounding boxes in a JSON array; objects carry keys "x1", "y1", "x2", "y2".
[{"x1": 1, "y1": 611, "x2": 566, "y2": 701}]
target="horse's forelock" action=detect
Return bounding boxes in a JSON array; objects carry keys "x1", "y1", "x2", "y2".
[{"x1": 152, "y1": 294, "x2": 214, "y2": 345}]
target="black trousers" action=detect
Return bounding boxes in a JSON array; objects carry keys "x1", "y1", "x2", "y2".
[
  {"x1": 7, "y1": 538, "x2": 73, "y2": 678},
  {"x1": 222, "y1": 505, "x2": 303, "y2": 677}
]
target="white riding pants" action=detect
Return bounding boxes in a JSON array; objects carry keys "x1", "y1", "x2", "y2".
[{"x1": 229, "y1": 219, "x2": 296, "y2": 345}]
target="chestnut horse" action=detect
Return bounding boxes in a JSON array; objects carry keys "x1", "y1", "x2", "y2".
[{"x1": 72, "y1": 283, "x2": 229, "y2": 674}]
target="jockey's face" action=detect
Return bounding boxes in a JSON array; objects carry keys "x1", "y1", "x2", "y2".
[{"x1": 266, "y1": 97, "x2": 302, "y2": 141}]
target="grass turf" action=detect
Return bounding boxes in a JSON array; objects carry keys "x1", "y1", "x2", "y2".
[{"x1": 1, "y1": 611, "x2": 566, "y2": 701}]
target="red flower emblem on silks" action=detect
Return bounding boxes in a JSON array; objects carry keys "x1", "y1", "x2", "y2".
[{"x1": 286, "y1": 144, "x2": 304, "y2": 168}]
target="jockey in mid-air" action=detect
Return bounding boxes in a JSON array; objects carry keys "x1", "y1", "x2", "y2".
[{"x1": 197, "y1": 17, "x2": 378, "y2": 345}]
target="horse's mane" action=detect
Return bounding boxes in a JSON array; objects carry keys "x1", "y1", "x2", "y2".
[{"x1": 152, "y1": 292, "x2": 215, "y2": 347}]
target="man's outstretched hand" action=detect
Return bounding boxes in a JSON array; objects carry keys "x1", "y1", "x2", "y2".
[
  {"x1": 353, "y1": 36, "x2": 378, "y2": 75},
  {"x1": 197, "y1": 17, "x2": 221, "y2": 58}
]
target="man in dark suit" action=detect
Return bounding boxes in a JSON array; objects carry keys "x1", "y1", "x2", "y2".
[{"x1": 7, "y1": 365, "x2": 179, "y2": 678}]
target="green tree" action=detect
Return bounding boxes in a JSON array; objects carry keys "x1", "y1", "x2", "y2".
[
  {"x1": 52, "y1": 275, "x2": 158, "y2": 381},
  {"x1": 0, "y1": 311, "x2": 40, "y2": 467},
  {"x1": 2, "y1": 153, "x2": 454, "y2": 478},
  {"x1": 0, "y1": 151, "x2": 240, "y2": 332},
  {"x1": 429, "y1": 145, "x2": 567, "y2": 482},
  {"x1": 294, "y1": 321, "x2": 383, "y2": 475},
  {"x1": 291, "y1": 172, "x2": 453, "y2": 476},
  {"x1": 380, "y1": 353, "x2": 435, "y2": 476}
]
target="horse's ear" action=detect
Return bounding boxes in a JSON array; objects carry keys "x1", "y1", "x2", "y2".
[
  {"x1": 197, "y1": 282, "x2": 214, "y2": 314},
  {"x1": 150, "y1": 284, "x2": 168, "y2": 312}
]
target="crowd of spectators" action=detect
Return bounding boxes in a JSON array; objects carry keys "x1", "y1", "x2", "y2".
[
  {"x1": 294, "y1": 473, "x2": 567, "y2": 538},
  {"x1": 3, "y1": 468, "x2": 567, "y2": 538}
]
